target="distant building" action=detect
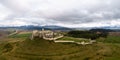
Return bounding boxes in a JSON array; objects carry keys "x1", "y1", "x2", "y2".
[{"x1": 96, "y1": 31, "x2": 102, "y2": 34}]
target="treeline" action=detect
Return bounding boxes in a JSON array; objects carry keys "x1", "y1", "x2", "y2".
[
  {"x1": 90, "y1": 29, "x2": 113, "y2": 32},
  {"x1": 67, "y1": 30, "x2": 108, "y2": 40}
]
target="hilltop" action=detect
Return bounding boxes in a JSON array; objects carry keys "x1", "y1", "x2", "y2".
[{"x1": 0, "y1": 30, "x2": 120, "y2": 60}]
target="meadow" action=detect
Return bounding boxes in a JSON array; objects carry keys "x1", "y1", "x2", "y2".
[{"x1": 0, "y1": 32, "x2": 120, "y2": 60}]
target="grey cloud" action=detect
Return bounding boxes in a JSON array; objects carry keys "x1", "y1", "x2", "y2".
[{"x1": 0, "y1": 0, "x2": 120, "y2": 27}]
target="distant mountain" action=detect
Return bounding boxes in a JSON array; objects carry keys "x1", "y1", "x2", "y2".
[
  {"x1": 91, "y1": 26, "x2": 120, "y2": 32},
  {"x1": 73, "y1": 26, "x2": 120, "y2": 32},
  {"x1": 1, "y1": 25, "x2": 120, "y2": 31},
  {"x1": 100, "y1": 26, "x2": 120, "y2": 29},
  {"x1": 43, "y1": 25, "x2": 72, "y2": 30},
  {"x1": 0, "y1": 25, "x2": 72, "y2": 31}
]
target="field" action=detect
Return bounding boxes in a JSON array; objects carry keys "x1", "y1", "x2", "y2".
[
  {"x1": 0, "y1": 30, "x2": 13, "y2": 39},
  {"x1": 57, "y1": 36, "x2": 90, "y2": 42},
  {"x1": 0, "y1": 31, "x2": 120, "y2": 60}
]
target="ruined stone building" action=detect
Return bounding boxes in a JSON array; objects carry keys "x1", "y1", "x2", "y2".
[{"x1": 31, "y1": 28, "x2": 63, "y2": 40}]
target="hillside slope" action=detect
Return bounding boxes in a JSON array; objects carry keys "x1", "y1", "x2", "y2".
[{"x1": 0, "y1": 35, "x2": 120, "y2": 60}]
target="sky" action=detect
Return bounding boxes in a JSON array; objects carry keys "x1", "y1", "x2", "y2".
[{"x1": 0, "y1": 0, "x2": 120, "y2": 28}]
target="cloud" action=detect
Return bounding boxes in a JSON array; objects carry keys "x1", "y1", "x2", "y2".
[
  {"x1": 0, "y1": 0, "x2": 120, "y2": 27},
  {"x1": 0, "y1": 4, "x2": 11, "y2": 20}
]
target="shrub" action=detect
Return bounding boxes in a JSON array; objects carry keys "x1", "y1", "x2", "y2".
[{"x1": 2, "y1": 43, "x2": 13, "y2": 53}]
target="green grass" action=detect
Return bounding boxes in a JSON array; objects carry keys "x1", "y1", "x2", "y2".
[
  {"x1": 58, "y1": 36, "x2": 90, "y2": 42},
  {"x1": 8, "y1": 33, "x2": 32, "y2": 38},
  {"x1": 0, "y1": 35, "x2": 120, "y2": 60},
  {"x1": 97, "y1": 36, "x2": 120, "y2": 43}
]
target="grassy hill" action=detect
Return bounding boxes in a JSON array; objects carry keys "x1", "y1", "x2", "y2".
[{"x1": 0, "y1": 32, "x2": 120, "y2": 60}]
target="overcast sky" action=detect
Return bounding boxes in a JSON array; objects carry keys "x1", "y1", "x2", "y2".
[{"x1": 0, "y1": 0, "x2": 120, "y2": 28}]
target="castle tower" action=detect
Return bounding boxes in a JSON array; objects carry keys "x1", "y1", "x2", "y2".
[
  {"x1": 42, "y1": 28, "x2": 44, "y2": 31},
  {"x1": 42, "y1": 28, "x2": 45, "y2": 38}
]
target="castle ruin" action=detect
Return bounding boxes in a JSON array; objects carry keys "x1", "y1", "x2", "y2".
[{"x1": 31, "y1": 28, "x2": 63, "y2": 40}]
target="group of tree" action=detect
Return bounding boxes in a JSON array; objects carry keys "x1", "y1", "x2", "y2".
[{"x1": 67, "y1": 29, "x2": 108, "y2": 40}]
